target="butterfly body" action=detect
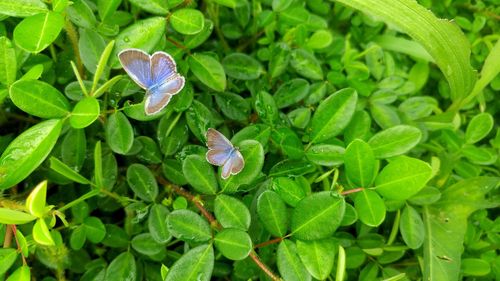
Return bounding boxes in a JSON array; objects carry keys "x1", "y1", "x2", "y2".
[
  {"x1": 118, "y1": 48, "x2": 185, "y2": 115},
  {"x1": 205, "y1": 128, "x2": 245, "y2": 179}
]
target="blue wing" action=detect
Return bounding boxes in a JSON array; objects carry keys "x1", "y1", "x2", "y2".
[
  {"x1": 144, "y1": 74, "x2": 185, "y2": 115},
  {"x1": 151, "y1": 51, "x2": 178, "y2": 86},
  {"x1": 221, "y1": 149, "x2": 245, "y2": 180},
  {"x1": 118, "y1": 49, "x2": 153, "y2": 89}
]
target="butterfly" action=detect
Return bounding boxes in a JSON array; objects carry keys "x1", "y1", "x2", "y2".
[
  {"x1": 118, "y1": 48, "x2": 185, "y2": 115},
  {"x1": 205, "y1": 128, "x2": 245, "y2": 180}
]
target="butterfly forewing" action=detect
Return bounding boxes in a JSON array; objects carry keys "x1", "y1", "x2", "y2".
[
  {"x1": 118, "y1": 49, "x2": 152, "y2": 89},
  {"x1": 151, "y1": 52, "x2": 178, "y2": 85},
  {"x1": 206, "y1": 149, "x2": 231, "y2": 166},
  {"x1": 206, "y1": 128, "x2": 233, "y2": 150}
]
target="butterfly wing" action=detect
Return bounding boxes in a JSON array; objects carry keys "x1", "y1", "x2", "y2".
[
  {"x1": 206, "y1": 128, "x2": 233, "y2": 151},
  {"x1": 206, "y1": 149, "x2": 231, "y2": 166},
  {"x1": 151, "y1": 51, "x2": 178, "y2": 85},
  {"x1": 221, "y1": 149, "x2": 245, "y2": 179},
  {"x1": 144, "y1": 74, "x2": 185, "y2": 115},
  {"x1": 118, "y1": 49, "x2": 153, "y2": 89}
]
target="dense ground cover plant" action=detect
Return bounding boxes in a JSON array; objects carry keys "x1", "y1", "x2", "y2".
[{"x1": 0, "y1": 0, "x2": 499, "y2": 280}]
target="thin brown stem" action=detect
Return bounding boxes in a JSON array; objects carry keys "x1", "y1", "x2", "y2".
[
  {"x1": 249, "y1": 251, "x2": 281, "y2": 281},
  {"x1": 11, "y1": 225, "x2": 27, "y2": 265},
  {"x1": 157, "y1": 176, "x2": 281, "y2": 280},
  {"x1": 340, "y1": 187, "x2": 364, "y2": 196},
  {"x1": 254, "y1": 237, "x2": 283, "y2": 249},
  {"x1": 3, "y1": 225, "x2": 13, "y2": 248}
]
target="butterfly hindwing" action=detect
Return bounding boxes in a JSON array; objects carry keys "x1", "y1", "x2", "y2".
[
  {"x1": 205, "y1": 128, "x2": 245, "y2": 179},
  {"x1": 221, "y1": 149, "x2": 245, "y2": 180},
  {"x1": 118, "y1": 49, "x2": 152, "y2": 89}
]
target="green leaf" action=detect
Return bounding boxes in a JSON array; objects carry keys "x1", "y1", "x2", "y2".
[
  {"x1": 25, "y1": 180, "x2": 47, "y2": 217},
  {"x1": 400, "y1": 204, "x2": 424, "y2": 249},
  {"x1": 33, "y1": 218, "x2": 55, "y2": 246},
  {"x1": 212, "y1": 0, "x2": 238, "y2": 8},
  {"x1": 162, "y1": 159, "x2": 188, "y2": 186},
  {"x1": 5, "y1": 265, "x2": 30, "y2": 281},
  {"x1": 78, "y1": 28, "x2": 105, "y2": 73},
  {"x1": 61, "y1": 128, "x2": 86, "y2": 171},
  {"x1": 84, "y1": 216, "x2": 106, "y2": 243},
  {"x1": 170, "y1": 9, "x2": 205, "y2": 35},
  {"x1": 97, "y1": 0, "x2": 122, "y2": 21},
  {"x1": 10, "y1": 80, "x2": 71, "y2": 118},
  {"x1": 148, "y1": 204, "x2": 171, "y2": 244},
  {"x1": 49, "y1": 157, "x2": 91, "y2": 184},
  {"x1": 186, "y1": 100, "x2": 213, "y2": 142},
  {"x1": 188, "y1": 53, "x2": 226, "y2": 92},
  {"x1": 91, "y1": 39, "x2": 115, "y2": 94},
  {"x1": 106, "y1": 112, "x2": 134, "y2": 154},
  {"x1": 309, "y1": 88, "x2": 358, "y2": 144},
  {"x1": 67, "y1": 0, "x2": 97, "y2": 29},
  {"x1": 0, "y1": 37, "x2": 16, "y2": 86},
  {"x1": 214, "y1": 228, "x2": 252, "y2": 260},
  {"x1": 70, "y1": 225, "x2": 86, "y2": 250},
  {"x1": 165, "y1": 244, "x2": 214, "y2": 281},
  {"x1": 423, "y1": 177, "x2": 499, "y2": 281},
  {"x1": 465, "y1": 113, "x2": 493, "y2": 144},
  {"x1": 222, "y1": 53, "x2": 262, "y2": 80},
  {"x1": 255, "y1": 91, "x2": 279, "y2": 125},
  {"x1": 129, "y1": 0, "x2": 168, "y2": 15},
  {"x1": 296, "y1": 239, "x2": 337, "y2": 280},
  {"x1": 13, "y1": 12, "x2": 64, "y2": 53},
  {"x1": 344, "y1": 139, "x2": 376, "y2": 188},
  {"x1": 354, "y1": 190, "x2": 386, "y2": 227},
  {"x1": 305, "y1": 144, "x2": 345, "y2": 167},
  {"x1": 111, "y1": 17, "x2": 166, "y2": 68},
  {"x1": 335, "y1": 0, "x2": 476, "y2": 101},
  {"x1": 131, "y1": 233, "x2": 165, "y2": 256},
  {"x1": 182, "y1": 154, "x2": 218, "y2": 195},
  {"x1": 274, "y1": 78, "x2": 310, "y2": 109},
  {"x1": 307, "y1": 29, "x2": 333, "y2": 49},
  {"x1": 269, "y1": 43, "x2": 291, "y2": 79},
  {"x1": 291, "y1": 49, "x2": 323, "y2": 80},
  {"x1": 257, "y1": 190, "x2": 288, "y2": 237},
  {"x1": 0, "y1": 0, "x2": 47, "y2": 17},
  {"x1": 375, "y1": 157, "x2": 432, "y2": 200},
  {"x1": 214, "y1": 92, "x2": 250, "y2": 122},
  {"x1": 271, "y1": 127, "x2": 304, "y2": 159},
  {"x1": 461, "y1": 259, "x2": 491, "y2": 277},
  {"x1": 0, "y1": 248, "x2": 18, "y2": 275},
  {"x1": 272, "y1": 177, "x2": 306, "y2": 207},
  {"x1": 368, "y1": 125, "x2": 422, "y2": 159},
  {"x1": 214, "y1": 194, "x2": 251, "y2": 230},
  {"x1": 291, "y1": 191, "x2": 345, "y2": 240},
  {"x1": 184, "y1": 19, "x2": 214, "y2": 49},
  {"x1": 277, "y1": 240, "x2": 311, "y2": 281},
  {"x1": 0, "y1": 208, "x2": 36, "y2": 224},
  {"x1": 220, "y1": 140, "x2": 264, "y2": 193},
  {"x1": 0, "y1": 119, "x2": 62, "y2": 190},
  {"x1": 126, "y1": 164, "x2": 158, "y2": 202},
  {"x1": 167, "y1": 209, "x2": 211, "y2": 242},
  {"x1": 105, "y1": 252, "x2": 136, "y2": 281},
  {"x1": 70, "y1": 97, "x2": 100, "y2": 128},
  {"x1": 269, "y1": 159, "x2": 315, "y2": 177}
]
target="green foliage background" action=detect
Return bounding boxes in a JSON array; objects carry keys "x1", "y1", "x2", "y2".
[{"x1": 0, "y1": 0, "x2": 499, "y2": 280}]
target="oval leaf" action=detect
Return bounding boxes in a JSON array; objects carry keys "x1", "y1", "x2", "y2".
[
  {"x1": 375, "y1": 157, "x2": 432, "y2": 200},
  {"x1": 214, "y1": 228, "x2": 252, "y2": 260},
  {"x1": 105, "y1": 252, "x2": 136, "y2": 281},
  {"x1": 106, "y1": 112, "x2": 134, "y2": 154},
  {"x1": 309, "y1": 88, "x2": 358, "y2": 144},
  {"x1": 222, "y1": 53, "x2": 262, "y2": 80},
  {"x1": 170, "y1": 9, "x2": 205, "y2": 35},
  {"x1": 400, "y1": 204, "x2": 424, "y2": 249},
  {"x1": 126, "y1": 164, "x2": 159, "y2": 202},
  {"x1": 10, "y1": 80, "x2": 70, "y2": 118},
  {"x1": 277, "y1": 240, "x2": 311, "y2": 281},
  {"x1": 70, "y1": 97, "x2": 100, "y2": 128},
  {"x1": 0, "y1": 119, "x2": 62, "y2": 189},
  {"x1": 296, "y1": 239, "x2": 337, "y2": 280},
  {"x1": 291, "y1": 191, "x2": 345, "y2": 240},
  {"x1": 354, "y1": 190, "x2": 386, "y2": 227},
  {"x1": 344, "y1": 139, "x2": 376, "y2": 188},
  {"x1": 368, "y1": 125, "x2": 422, "y2": 158},
  {"x1": 257, "y1": 190, "x2": 288, "y2": 237},
  {"x1": 182, "y1": 154, "x2": 218, "y2": 195},
  {"x1": 13, "y1": 12, "x2": 64, "y2": 53},
  {"x1": 148, "y1": 204, "x2": 171, "y2": 244},
  {"x1": 165, "y1": 244, "x2": 214, "y2": 281},
  {"x1": 214, "y1": 194, "x2": 251, "y2": 230},
  {"x1": 188, "y1": 53, "x2": 226, "y2": 92},
  {"x1": 167, "y1": 209, "x2": 211, "y2": 242}
]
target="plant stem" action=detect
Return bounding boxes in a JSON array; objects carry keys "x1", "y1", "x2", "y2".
[
  {"x1": 58, "y1": 189, "x2": 100, "y2": 212},
  {"x1": 3, "y1": 225, "x2": 13, "y2": 248},
  {"x1": 157, "y1": 176, "x2": 282, "y2": 281},
  {"x1": 254, "y1": 237, "x2": 283, "y2": 248},
  {"x1": 64, "y1": 19, "x2": 84, "y2": 78}
]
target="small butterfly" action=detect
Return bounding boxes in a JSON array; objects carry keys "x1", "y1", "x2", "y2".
[
  {"x1": 205, "y1": 128, "x2": 245, "y2": 180},
  {"x1": 118, "y1": 48, "x2": 185, "y2": 115}
]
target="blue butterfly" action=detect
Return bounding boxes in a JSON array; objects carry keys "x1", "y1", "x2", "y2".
[
  {"x1": 118, "y1": 48, "x2": 185, "y2": 115},
  {"x1": 205, "y1": 128, "x2": 245, "y2": 180}
]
